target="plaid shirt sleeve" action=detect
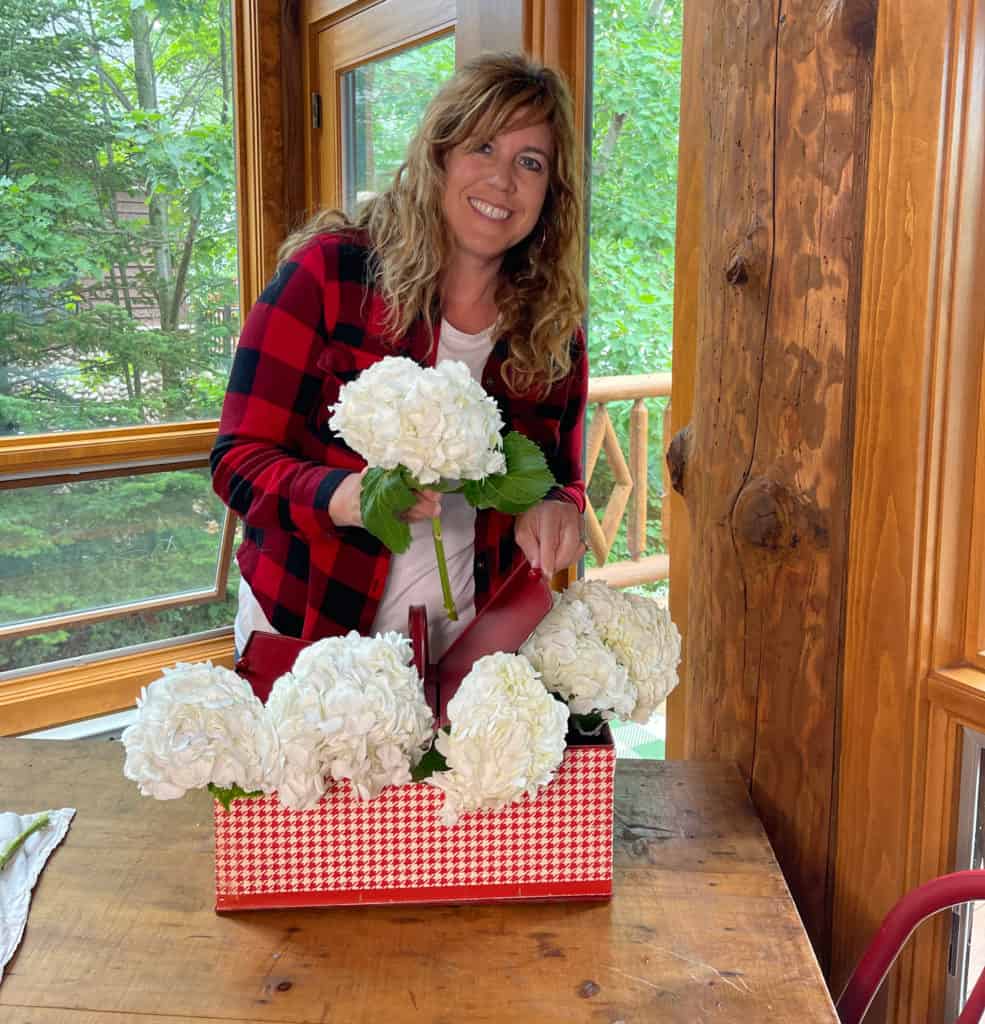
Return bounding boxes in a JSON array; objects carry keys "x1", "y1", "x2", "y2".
[
  {"x1": 210, "y1": 238, "x2": 363, "y2": 543},
  {"x1": 544, "y1": 328, "x2": 588, "y2": 512}
]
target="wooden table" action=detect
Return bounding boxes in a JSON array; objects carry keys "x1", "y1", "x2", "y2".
[{"x1": 0, "y1": 739, "x2": 837, "y2": 1023}]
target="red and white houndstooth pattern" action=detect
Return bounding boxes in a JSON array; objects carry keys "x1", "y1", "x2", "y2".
[{"x1": 214, "y1": 744, "x2": 614, "y2": 905}]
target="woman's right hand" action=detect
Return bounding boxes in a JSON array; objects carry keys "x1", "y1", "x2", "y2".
[{"x1": 328, "y1": 469, "x2": 442, "y2": 528}]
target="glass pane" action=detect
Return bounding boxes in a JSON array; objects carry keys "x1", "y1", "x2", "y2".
[
  {"x1": 0, "y1": 588, "x2": 238, "y2": 676},
  {"x1": 0, "y1": 469, "x2": 237, "y2": 672},
  {"x1": 0, "y1": 0, "x2": 239, "y2": 436},
  {"x1": 586, "y1": 0, "x2": 682, "y2": 574},
  {"x1": 588, "y1": 1, "x2": 682, "y2": 762},
  {"x1": 340, "y1": 34, "x2": 456, "y2": 215},
  {"x1": 950, "y1": 732, "x2": 985, "y2": 1019},
  {"x1": 963, "y1": 751, "x2": 985, "y2": 1009}
]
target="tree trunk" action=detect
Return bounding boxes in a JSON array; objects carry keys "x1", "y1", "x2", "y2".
[
  {"x1": 218, "y1": 0, "x2": 231, "y2": 126},
  {"x1": 670, "y1": 0, "x2": 877, "y2": 961},
  {"x1": 129, "y1": 6, "x2": 173, "y2": 328}
]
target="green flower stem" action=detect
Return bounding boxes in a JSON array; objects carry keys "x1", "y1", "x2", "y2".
[
  {"x1": 0, "y1": 812, "x2": 50, "y2": 871},
  {"x1": 431, "y1": 516, "x2": 458, "y2": 621}
]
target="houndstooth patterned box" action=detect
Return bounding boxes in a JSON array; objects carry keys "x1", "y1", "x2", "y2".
[{"x1": 214, "y1": 740, "x2": 615, "y2": 910}]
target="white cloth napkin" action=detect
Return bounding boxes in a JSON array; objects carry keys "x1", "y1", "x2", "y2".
[{"x1": 0, "y1": 808, "x2": 75, "y2": 983}]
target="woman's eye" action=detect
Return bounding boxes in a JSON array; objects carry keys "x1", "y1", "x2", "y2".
[
  {"x1": 519, "y1": 155, "x2": 544, "y2": 172},
  {"x1": 474, "y1": 142, "x2": 493, "y2": 155}
]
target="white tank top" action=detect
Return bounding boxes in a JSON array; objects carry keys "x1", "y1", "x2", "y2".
[{"x1": 233, "y1": 319, "x2": 497, "y2": 659}]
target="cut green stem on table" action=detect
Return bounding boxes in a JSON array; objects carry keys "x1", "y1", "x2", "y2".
[
  {"x1": 431, "y1": 516, "x2": 458, "y2": 621},
  {"x1": 0, "y1": 813, "x2": 51, "y2": 870}
]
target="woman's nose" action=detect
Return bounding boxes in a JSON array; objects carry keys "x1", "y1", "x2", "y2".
[{"x1": 486, "y1": 156, "x2": 517, "y2": 192}]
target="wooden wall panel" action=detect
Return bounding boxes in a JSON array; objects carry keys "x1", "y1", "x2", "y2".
[
  {"x1": 524, "y1": 0, "x2": 589, "y2": 144},
  {"x1": 833, "y1": 0, "x2": 985, "y2": 1018},
  {"x1": 670, "y1": 0, "x2": 876, "y2": 959}
]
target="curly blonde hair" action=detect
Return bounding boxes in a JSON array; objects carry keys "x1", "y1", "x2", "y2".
[{"x1": 280, "y1": 52, "x2": 586, "y2": 395}]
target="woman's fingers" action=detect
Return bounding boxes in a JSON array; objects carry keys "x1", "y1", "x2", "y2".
[
  {"x1": 538, "y1": 506, "x2": 563, "y2": 578},
  {"x1": 404, "y1": 489, "x2": 442, "y2": 522},
  {"x1": 553, "y1": 515, "x2": 586, "y2": 577},
  {"x1": 515, "y1": 500, "x2": 586, "y2": 578},
  {"x1": 329, "y1": 477, "x2": 447, "y2": 529}
]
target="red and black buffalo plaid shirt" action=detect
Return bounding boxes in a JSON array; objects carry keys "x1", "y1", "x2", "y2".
[{"x1": 210, "y1": 230, "x2": 588, "y2": 641}]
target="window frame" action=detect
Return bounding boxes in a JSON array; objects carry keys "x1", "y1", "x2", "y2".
[
  {"x1": 967, "y1": 361, "x2": 985, "y2": 671},
  {"x1": 832, "y1": 0, "x2": 985, "y2": 1014}
]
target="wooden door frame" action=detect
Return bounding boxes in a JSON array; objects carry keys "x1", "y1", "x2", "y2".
[{"x1": 832, "y1": 0, "x2": 985, "y2": 1018}]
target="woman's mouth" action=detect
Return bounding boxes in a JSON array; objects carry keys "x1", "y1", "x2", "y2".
[{"x1": 468, "y1": 197, "x2": 511, "y2": 221}]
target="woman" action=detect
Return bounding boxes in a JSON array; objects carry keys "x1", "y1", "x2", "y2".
[{"x1": 211, "y1": 52, "x2": 588, "y2": 658}]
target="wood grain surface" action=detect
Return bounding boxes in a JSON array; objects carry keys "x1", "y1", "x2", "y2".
[
  {"x1": 832, "y1": 0, "x2": 985, "y2": 1017},
  {"x1": 0, "y1": 739, "x2": 835, "y2": 1023},
  {"x1": 672, "y1": 0, "x2": 876, "y2": 959}
]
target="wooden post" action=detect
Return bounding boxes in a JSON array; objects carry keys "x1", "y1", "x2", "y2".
[
  {"x1": 628, "y1": 398, "x2": 648, "y2": 560},
  {"x1": 669, "y1": 0, "x2": 877, "y2": 961}
]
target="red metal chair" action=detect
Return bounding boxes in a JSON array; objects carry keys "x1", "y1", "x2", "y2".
[{"x1": 837, "y1": 870, "x2": 985, "y2": 1023}]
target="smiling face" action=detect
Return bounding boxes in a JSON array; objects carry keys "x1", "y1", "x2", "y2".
[{"x1": 440, "y1": 114, "x2": 554, "y2": 269}]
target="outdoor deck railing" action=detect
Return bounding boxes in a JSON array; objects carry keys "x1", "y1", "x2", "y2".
[{"x1": 583, "y1": 373, "x2": 672, "y2": 588}]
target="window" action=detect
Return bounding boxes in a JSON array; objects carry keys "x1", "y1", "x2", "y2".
[
  {"x1": 0, "y1": 0, "x2": 244, "y2": 729},
  {"x1": 948, "y1": 727, "x2": 985, "y2": 1020},
  {"x1": 584, "y1": 0, "x2": 684, "y2": 761}
]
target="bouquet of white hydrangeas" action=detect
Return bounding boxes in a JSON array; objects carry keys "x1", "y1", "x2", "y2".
[
  {"x1": 121, "y1": 662, "x2": 281, "y2": 805},
  {"x1": 423, "y1": 652, "x2": 570, "y2": 826},
  {"x1": 265, "y1": 631, "x2": 434, "y2": 809},
  {"x1": 521, "y1": 580, "x2": 681, "y2": 730},
  {"x1": 328, "y1": 355, "x2": 557, "y2": 620}
]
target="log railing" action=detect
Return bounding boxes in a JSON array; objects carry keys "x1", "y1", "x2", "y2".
[{"x1": 583, "y1": 372, "x2": 672, "y2": 588}]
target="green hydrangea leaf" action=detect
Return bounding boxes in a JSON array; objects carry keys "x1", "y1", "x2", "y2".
[
  {"x1": 410, "y1": 742, "x2": 449, "y2": 782},
  {"x1": 462, "y1": 431, "x2": 557, "y2": 515},
  {"x1": 360, "y1": 466, "x2": 415, "y2": 553},
  {"x1": 208, "y1": 782, "x2": 264, "y2": 812}
]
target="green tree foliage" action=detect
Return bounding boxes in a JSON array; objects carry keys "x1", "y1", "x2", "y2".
[
  {"x1": 0, "y1": 0, "x2": 237, "y2": 435},
  {"x1": 586, "y1": 0, "x2": 682, "y2": 569},
  {"x1": 0, "y1": 0, "x2": 238, "y2": 671}
]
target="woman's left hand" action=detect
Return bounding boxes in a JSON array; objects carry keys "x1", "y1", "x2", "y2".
[{"x1": 515, "y1": 499, "x2": 587, "y2": 579}]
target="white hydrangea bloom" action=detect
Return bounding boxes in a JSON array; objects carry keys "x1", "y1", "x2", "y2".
[
  {"x1": 327, "y1": 356, "x2": 506, "y2": 484},
  {"x1": 563, "y1": 580, "x2": 682, "y2": 723},
  {"x1": 266, "y1": 631, "x2": 434, "y2": 809},
  {"x1": 520, "y1": 594, "x2": 636, "y2": 719},
  {"x1": 618, "y1": 589, "x2": 683, "y2": 722},
  {"x1": 122, "y1": 662, "x2": 280, "y2": 800},
  {"x1": 428, "y1": 652, "x2": 569, "y2": 826}
]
